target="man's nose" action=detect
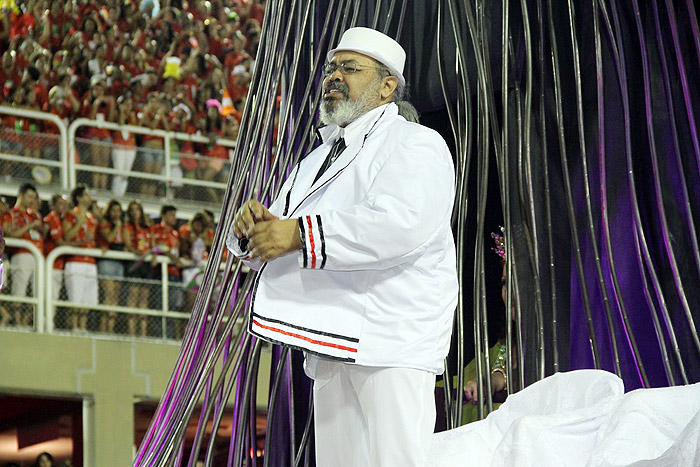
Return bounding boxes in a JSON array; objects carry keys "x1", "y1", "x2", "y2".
[{"x1": 324, "y1": 69, "x2": 343, "y2": 85}]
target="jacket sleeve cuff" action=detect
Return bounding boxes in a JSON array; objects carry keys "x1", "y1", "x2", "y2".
[
  {"x1": 297, "y1": 215, "x2": 326, "y2": 269},
  {"x1": 226, "y1": 223, "x2": 251, "y2": 259}
]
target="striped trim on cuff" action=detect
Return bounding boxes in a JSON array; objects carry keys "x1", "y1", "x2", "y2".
[{"x1": 298, "y1": 215, "x2": 326, "y2": 269}]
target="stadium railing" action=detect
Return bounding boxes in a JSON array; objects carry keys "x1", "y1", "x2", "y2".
[
  {"x1": 0, "y1": 105, "x2": 237, "y2": 213},
  {"x1": 45, "y1": 245, "x2": 197, "y2": 340},
  {"x1": 0, "y1": 106, "x2": 69, "y2": 190},
  {"x1": 68, "y1": 118, "x2": 236, "y2": 210},
  {"x1": 0, "y1": 237, "x2": 46, "y2": 331},
  {"x1": 0, "y1": 238, "x2": 227, "y2": 341}
]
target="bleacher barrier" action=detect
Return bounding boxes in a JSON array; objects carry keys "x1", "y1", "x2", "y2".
[
  {"x1": 0, "y1": 106, "x2": 69, "y2": 191},
  {"x1": 46, "y1": 245, "x2": 195, "y2": 339},
  {"x1": 0, "y1": 237, "x2": 230, "y2": 341},
  {"x1": 0, "y1": 105, "x2": 236, "y2": 214},
  {"x1": 68, "y1": 118, "x2": 236, "y2": 211},
  {"x1": 0, "y1": 238, "x2": 45, "y2": 331}
]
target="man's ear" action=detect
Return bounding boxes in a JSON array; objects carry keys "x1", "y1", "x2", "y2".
[{"x1": 380, "y1": 76, "x2": 398, "y2": 101}]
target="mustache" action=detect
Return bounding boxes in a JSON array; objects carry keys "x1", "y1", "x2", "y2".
[{"x1": 324, "y1": 81, "x2": 349, "y2": 97}]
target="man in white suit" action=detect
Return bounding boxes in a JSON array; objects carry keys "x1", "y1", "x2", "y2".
[{"x1": 229, "y1": 27, "x2": 458, "y2": 466}]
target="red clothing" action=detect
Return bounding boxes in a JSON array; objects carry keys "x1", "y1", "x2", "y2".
[
  {"x1": 176, "y1": 122, "x2": 197, "y2": 171},
  {"x1": 150, "y1": 222, "x2": 180, "y2": 276},
  {"x1": 250, "y1": 3, "x2": 265, "y2": 24},
  {"x1": 10, "y1": 13, "x2": 36, "y2": 40},
  {"x1": 48, "y1": 12, "x2": 70, "y2": 50},
  {"x1": 125, "y1": 223, "x2": 151, "y2": 255},
  {"x1": 81, "y1": 97, "x2": 114, "y2": 139},
  {"x1": 0, "y1": 212, "x2": 12, "y2": 231},
  {"x1": 10, "y1": 206, "x2": 44, "y2": 254},
  {"x1": 63, "y1": 208, "x2": 97, "y2": 264},
  {"x1": 0, "y1": 211, "x2": 12, "y2": 255},
  {"x1": 178, "y1": 223, "x2": 213, "y2": 260},
  {"x1": 45, "y1": 102, "x2": 73, "y2": 130},
  {"x1": 224, "y1": 51, "x2": 245, "y2": 71},
  {"x1": 0, "y1": 68, "x2": 20, "y2": 89},
  {"x1": 228, "y1": 81, "x2": 249, "y2": 102},
  {"x1": 112, "y1": 128, "x2": 137, "y2": 147},
  {"x1": 43, "y1": 210, "x2": 65, "y2": 270},
  {"x1": 1, "y1": 211, "x2": 13, "y2": 250}
]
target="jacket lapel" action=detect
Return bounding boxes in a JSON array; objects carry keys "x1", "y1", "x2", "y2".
[{"x1": 287, "y1": 104, "x2": 396, "y2": 216}]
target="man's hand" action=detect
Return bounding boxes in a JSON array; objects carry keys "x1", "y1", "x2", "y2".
[
  {"x1": 233, "y1": 200, "x2": 277, "y2": 239},
  {"x1": 248, "y1": 219, "x2": 301, "y2": 262}
]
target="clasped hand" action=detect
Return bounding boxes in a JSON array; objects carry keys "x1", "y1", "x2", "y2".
[{"x1": 233, "y1": 200, "x2": 301, "y2": 262}]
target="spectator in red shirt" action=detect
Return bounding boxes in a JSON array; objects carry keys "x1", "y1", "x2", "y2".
[
  {"x1": 43, "y1": 194, "x2": 70, "y2": 305},
  {"x1": 47, "y1": 73, "x2": 81, "y2": 122},
  {"x1": 22, "y1": 86, "x2": 43, "y2": 159},
  {"x1": 150, "y1": 204, "x2": 184, "y2": 324},
  {"x1": 179, "y1": 211, "x2": 212, "y2": 265},
  {"x1": 46, "y1": 0, "x2": 69, "y2": 50},
  {"x1": 0, "y1": 49, "x2": 19, "y2": 88},
  {"x1": 63, "y1": 185, "x2": 98, "y2": 331},
  {"x1": 123, "y1": 200, "x2": 152, "y2": 336},
  {"x1": 80, "y1": 13, "x2": 100, "y2": 49},
  {"x1": 0, "y1": 196, "x2": 11, "y2": 325},
  {"x1": 97, "y1": 199, "x2": 125, "y2": 333},
  {"x1": 138, "y1": 93, "x2": 170, "y2": 196},
  {"x1": 198, "y1": 99, "x2": 227, "y2": 202},
  {"x1": 8, "y1": 182, "x2": 45, "y2": 326},
  {"x1": 171, "y1": 103, "x2": 197, "y2": 188},
  {"x1": 0, "y1": 84, "x2": 24, "y2": 178},
  {"x1": 111, "y1": 94, "x2": 138, "y2": 197},
  {"x1": 179, "y1": 210, "x2": 212, "y2": 315},
  {"x1": 82, "y1": 75, "x2": 116, "y2": 191},
  {"x1": 0, "y1": 196, "x2": 12, "y2": 254}
]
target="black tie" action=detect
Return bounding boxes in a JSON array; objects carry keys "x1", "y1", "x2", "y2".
[{"x1": 313, "y1": 137, "x2": 346, "y2": 184}]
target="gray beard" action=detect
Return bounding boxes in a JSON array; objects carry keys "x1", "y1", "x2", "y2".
[{"x1": 319, "y1": 81, "x2": 381, "y2": 127}]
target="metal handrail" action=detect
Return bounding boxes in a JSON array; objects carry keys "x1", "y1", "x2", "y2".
[
  {"x1": 67, "y1": 118, "x2": 236, "y2": 189},
  {"x1": 0, "y1": 105, "x2": 69, "y2": 189},
  {"x1": 44, "y1": 245, "x2": 181, "y2": 334},
  {"x1": 1, "y1": 237, "x2": 45, "y2": 331}
]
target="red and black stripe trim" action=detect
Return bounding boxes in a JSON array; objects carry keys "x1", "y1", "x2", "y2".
[
  {"x1": 298, "y1": 217, "x2": 308, "y2": 268},
  {"x1": 251, "y1": 312, "x2": 359, "y2": 343},
  {"x1": 305, "y1": 215, "x2": 317, "y2": 268},
  {"x1": 252, "y1": 319, "x2": 358, "y2": 353},
  {"x1": 299, "y1": 215, "x2": 327, "y2": 269},
  {"x1": 248, "y1": 325, "x2": 356, "y2": 363},
  {"x1": 316, "y1": 215, "x2": 327, "y2": 269}
]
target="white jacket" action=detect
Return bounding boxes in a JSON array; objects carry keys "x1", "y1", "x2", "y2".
[{"x1": 228, "y1": 103, "x2": 458, "y2": 374}]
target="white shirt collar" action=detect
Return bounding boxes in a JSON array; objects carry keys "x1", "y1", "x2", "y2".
[{"x1": 318, "y1": 103, "x2": 395, "y2": 145}]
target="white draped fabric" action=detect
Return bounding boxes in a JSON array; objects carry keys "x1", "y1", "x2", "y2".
[{"x1": 430, "y1": 370, "x2": 700, "y2": 466}]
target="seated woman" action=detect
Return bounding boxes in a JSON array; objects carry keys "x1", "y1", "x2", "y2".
[
  {"x1": 96, "y1": 200, "x2": 125, "y2": 334},
  {"x1": 123, "y1": 201, "x2": 152, "y2": 336},
  {"x1": 440, "y1": 228, "x2": 511, "y2": 425}
]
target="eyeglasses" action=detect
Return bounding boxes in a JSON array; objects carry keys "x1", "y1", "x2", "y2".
[{"x1": 322, "y1": 61, "x2": 387, "y2": 78}]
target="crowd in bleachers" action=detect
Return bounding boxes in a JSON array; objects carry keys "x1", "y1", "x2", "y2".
[
  {"x1": 0, "y1": 182, "x2": 218, "y2": 337},
  {"x1": 0, "y1": 0, "x2": 265, "y2": 196}
]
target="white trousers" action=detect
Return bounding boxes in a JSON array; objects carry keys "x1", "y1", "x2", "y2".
[
  {"x1": 310, "y1": 359, "x2": 436, "y2": 467},
  {"x1": 10, "y1": 252, "x2": 35, "y2": 297},
  {"x1": 111, "y1": 147, "x2": 137, "y2": 197},
  {"x1": 52, "y1": 269, "x2": 63, "y2": 300},
  {"x1": 64, "y1": 262, "x2": 98, "y2": 306}
]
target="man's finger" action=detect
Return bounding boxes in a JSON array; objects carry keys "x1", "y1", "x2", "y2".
[{"x1": 248, "y1": 200, "x2": 264, "y2": 221}]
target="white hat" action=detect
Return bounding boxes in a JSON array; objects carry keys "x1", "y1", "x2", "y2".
[{"x1": 327, "y1": 27, "x2": 406, "y2": 86}]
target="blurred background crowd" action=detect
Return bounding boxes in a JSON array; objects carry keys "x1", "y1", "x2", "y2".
[{"x1": 0, "y1": 0, "x2": 266, "y2": 201}]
